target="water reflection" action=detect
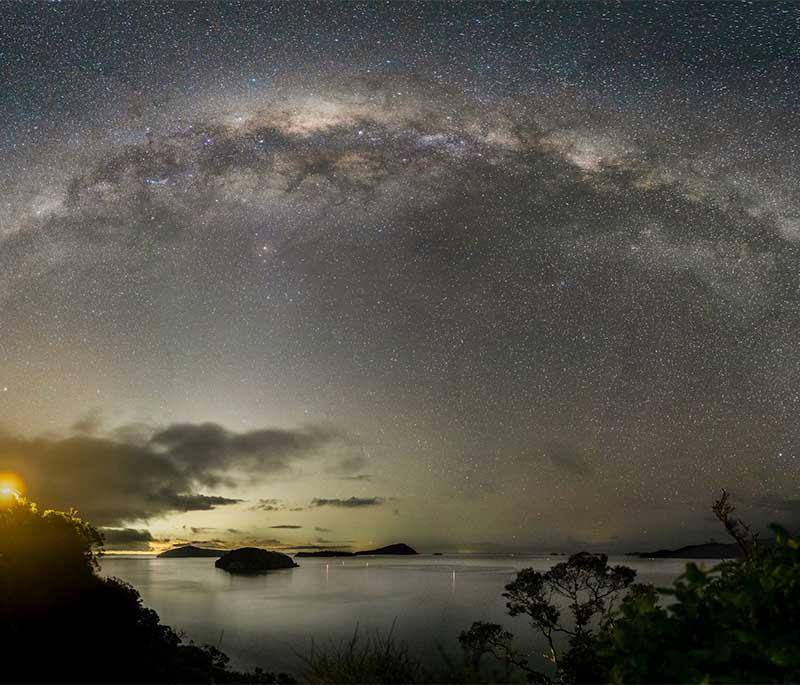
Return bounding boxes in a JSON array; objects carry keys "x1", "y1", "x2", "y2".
[{"x1": 101, "y1": 554, "x2": 696, "y2": 675}]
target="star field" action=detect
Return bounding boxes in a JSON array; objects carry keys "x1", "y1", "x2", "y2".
[{"x1": 0, "y1": 2, "x2": 798, "y2": 552}]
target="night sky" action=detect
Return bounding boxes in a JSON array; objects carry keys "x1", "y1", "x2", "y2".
[{"x1": 1, "y1": 2, "x2": 798, "y2": 553}]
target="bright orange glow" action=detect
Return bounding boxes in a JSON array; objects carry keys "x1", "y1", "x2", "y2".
[{"x1": 0, "y1": 472, "x2": 24, "y2": 499}]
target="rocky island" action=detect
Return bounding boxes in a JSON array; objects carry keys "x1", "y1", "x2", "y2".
[
  {"x1": 215, "y1": 547, "x2": 298, "y2": 573},
  {"x1": 355, "y1": 543, "x2": 418, "y2": 555},
  {"x1": 157, "y1": 545, "x2": 225, "y2": 558}
]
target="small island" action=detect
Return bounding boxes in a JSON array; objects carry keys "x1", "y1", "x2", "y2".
[
  {"x1": 296, "y1": 543, "x2": 419, "y2": 557},
  {"x1": 630, "y1": 541, "x2": 741, "y2": 559},
  {"x1": 157, "y1": 545, "x2": 226, "y2": 558},
  {"x1": 215, "y1": 547, "x2": 298, "y2": 573},
  {"x1": 355, "y1": 543, "x2": 418, "y2": 555}
]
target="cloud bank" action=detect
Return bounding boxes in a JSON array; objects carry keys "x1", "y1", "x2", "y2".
[
  {"x1": 0, "y1": 422, "x2": 343, "y2": 525},
  {"x1": 310, "y1": 497, "x2": 386, "y2": 508}
]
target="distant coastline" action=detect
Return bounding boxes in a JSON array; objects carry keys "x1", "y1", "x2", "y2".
[
  {"x1": 136, "y1": 542, "x2": 749, "y2": 560},
  {"x1": 296, "y1": 542, "x2": 418, "y2": 557},
  {"x1": 629, "y1": 541, "x2": 742, "y2": 559}
]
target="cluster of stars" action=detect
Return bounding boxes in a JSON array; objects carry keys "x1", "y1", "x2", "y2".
[{"x1": 0, "y1": 1, "x2": 798, "y2": 551}]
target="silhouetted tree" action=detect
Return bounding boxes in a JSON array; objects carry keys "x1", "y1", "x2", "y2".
[
  {"x1": 712, "y1": 488, "x2": 759, "y2": 560},
  {"x1": 0, "y1": 498, "x2": 292, "y2": 683},
  {"x1": 460, "y1": 552, "x2": 640, "y2": 683}
]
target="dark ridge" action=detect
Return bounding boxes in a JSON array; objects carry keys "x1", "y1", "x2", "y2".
[
  {"x1": 355, "y1": 543, "x2": 418, "y2": 556},
  {"x1": 629, "y1": 541, "x2": 742, "y2": 559},
  {"x1": 157, "y1": 545, "x2": 225, "y2": 558}
]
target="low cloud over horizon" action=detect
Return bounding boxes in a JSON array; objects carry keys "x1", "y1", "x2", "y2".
[
  {"x1": 0, "y1": 421, "x2": 350, "y2": 526},
  {"x1": 310, "y1": 497, "x2": 386, "y2": 508}
]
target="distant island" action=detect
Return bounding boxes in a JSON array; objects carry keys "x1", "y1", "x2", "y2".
[
  {"x1": 215, "y1": 547, "x2": 298, "y2": 573},
  {"x1": 295, "y1": 543, "x2": 418, "y2": 558},
  {"x1": 630, "y1": 541, "x2": 742, "y2": 559},
  {"x1": 355, "y1": 543, "x2": 418, "y2": 555},
  {"x1": 157, "y1": 545, "x2": 226, "y2": 558}
]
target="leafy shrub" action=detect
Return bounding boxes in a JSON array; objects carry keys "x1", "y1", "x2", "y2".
[{"x1": 602, "y1": 524, "x2": 800, "y2": 683}]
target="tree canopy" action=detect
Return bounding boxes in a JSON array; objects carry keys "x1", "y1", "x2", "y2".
[
  {"x1": 0, "y1": 498, "x2": 289, "y2": 684},
  {"x1": 601, "y1": 524, "x2": 800, "y2": 683}
]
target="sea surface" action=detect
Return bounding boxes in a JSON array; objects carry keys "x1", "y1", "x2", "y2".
[{"x1": 100, "y1": 554, "x2": 718, "y2": 677}]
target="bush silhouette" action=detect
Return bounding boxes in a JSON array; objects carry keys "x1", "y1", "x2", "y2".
[
  {"x1": 601, "y1": 523, "x2": 800, "y2": 683},
  {"x1": 459, "y1": 552, "x2": 641, "y2": 683},
  {"x1": 0, "y1": 498, "x2": 290, "y2": 683},
  {"x1": 300, "y1": 624, "x2": 426, "y2": 684}
]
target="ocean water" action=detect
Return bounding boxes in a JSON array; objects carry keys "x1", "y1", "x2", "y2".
[{"x1": 100, "y1": 554, "x2": 712, "y2": 677}]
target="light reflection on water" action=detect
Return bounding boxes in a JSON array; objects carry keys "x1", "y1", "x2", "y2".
[{"x1": 100, "y1": 554, "x2": 711, "y2": 676}]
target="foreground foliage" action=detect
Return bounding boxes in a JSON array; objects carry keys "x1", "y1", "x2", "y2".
[
  {"x1": 0, "y1": 499, "x2": 291, "y2": 684},
  {"x1": 459, "y1": 552, "x2": 639, "y2": 683},
  {"x1": 602, "y1": 523, "x2": 800, "y2": 683},
  {"x1": 4, "y1": 491, "x2": 799, "y2": 683},
  {"x1": 455, "y1": 491, "x2": 800, "y2": 684},
  {"x1": 300, "y1": 624, "x2": 425, "y2": 684}
]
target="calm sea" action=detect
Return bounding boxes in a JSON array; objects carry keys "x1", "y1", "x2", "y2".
[{"x1": 100, "y1": 554, "x2": 712, "y2": 677}]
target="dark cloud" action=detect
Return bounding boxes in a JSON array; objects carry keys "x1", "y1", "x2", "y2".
[
  {"x1": 0, "y1": 422, "x2": 341, "y2": 526},
  {"x1": 339, "y1": 474, "x2": 373, "y2": 482},
  {"x1": 99, "y1": 527, "x2": 153, "y2": 551},
  {"x1": 251, "y1": 498, "x2": 286, "y2": 512},
  {"x1": 149, "y1": 422, "x2": 344, "y2": 486},
  {"x1": 164, "y1": 494, "x2": 243, "y2": 511},
  {"x1": 269, "y1": 524, "x2": 302, "y2": 529},
  {"x1": 310, "y1": 497, "x2": 385, "y2": 508},
  {"x1": 314, "y1": 526, "x2": 332, "y2": 532}
]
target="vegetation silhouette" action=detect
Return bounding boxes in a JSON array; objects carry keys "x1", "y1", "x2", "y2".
[
  {"x1": 300, "y1": 622, "x2": 425, "y2": 684},
  {"x1": 601, "y1": 493, "x2": 800, "y2": 683},
  {"x1": 2, "y1": 490, "x2": 798, "y2": 684},
  {"x1": 456, "y1": 490, "x2": 800, "y2": 684},
  {"x1": 0, "y1": 498, "x2": 293, "y2": 684},
  {"x1": 459, "y1": 552, "x2": 641, "y2": 683},
  {"x1": 304, "y1": 490, "x2": 800, "y2": 684}
]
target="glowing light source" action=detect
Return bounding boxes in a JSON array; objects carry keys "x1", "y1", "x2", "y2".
[{"x1": 0, "y1": 473, "x2": 24, "y2": 500}]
